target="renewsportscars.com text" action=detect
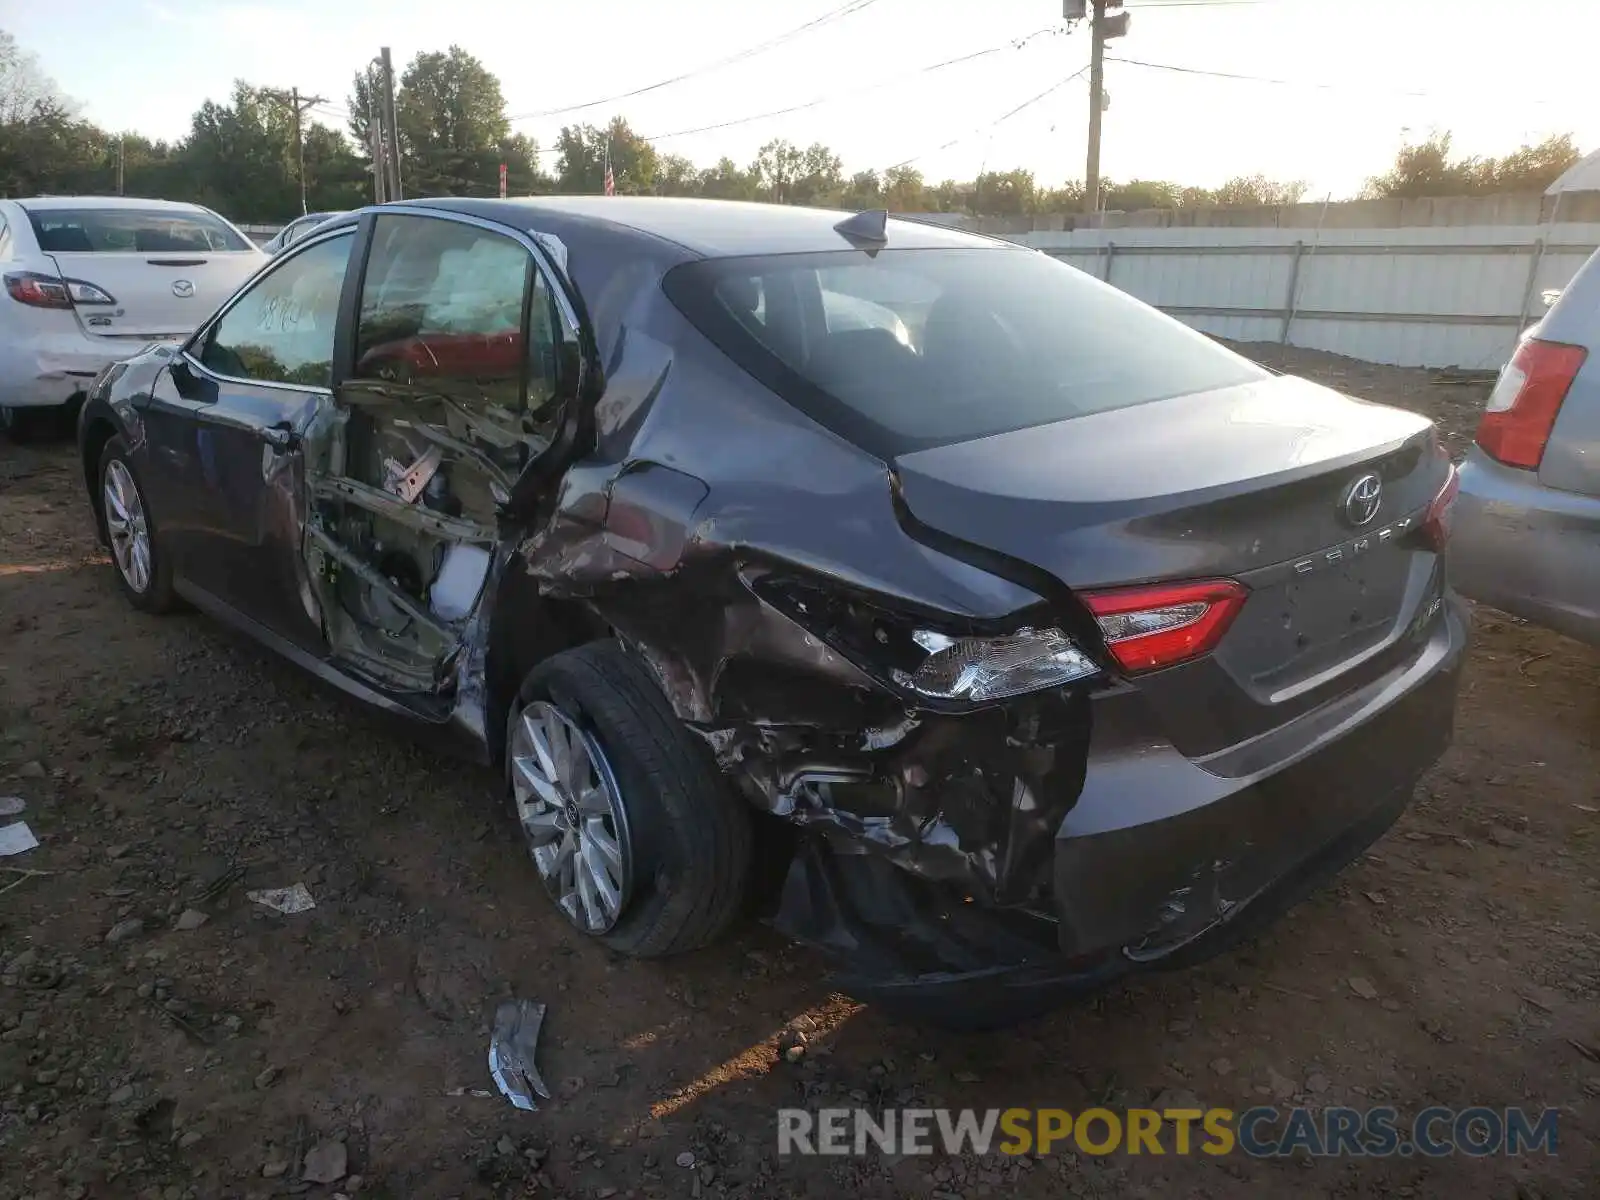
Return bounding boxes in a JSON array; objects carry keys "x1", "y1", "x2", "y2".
[{"x1": 776, "y1": 1106, "x2": 1559, "y2": 1158}]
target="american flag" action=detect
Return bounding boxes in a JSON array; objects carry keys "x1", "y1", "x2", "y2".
[{"x1": 604, "y1": 161, "x2": 615, "y2": 196}]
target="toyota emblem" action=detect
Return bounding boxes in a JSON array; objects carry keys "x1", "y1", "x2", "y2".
[
  {"x1": 171, "y1": 279, "x2": 195, "y2": 298},
  {"x1": 1342, "y1": 473, "x2": 1383, "y2": 527}
]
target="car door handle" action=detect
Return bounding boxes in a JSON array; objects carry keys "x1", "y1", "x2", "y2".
[{"x1": 261, "y1": 422, "x2": 301, "y2": 452}]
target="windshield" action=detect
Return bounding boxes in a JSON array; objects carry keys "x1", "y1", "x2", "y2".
[
  {"x1": 664, "y1": 247, "x2": 1268, "y2": 457},
  {"x1": 26, "y1": 207, "x2": 252, "y2": 254}
]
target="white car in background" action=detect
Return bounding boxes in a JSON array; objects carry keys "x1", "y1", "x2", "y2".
[
  {"x1": 0, "y1": 196, "x2": 266, "y2": 440},
  {"x1": 261, "y1": 210, "x2": 348, "y2": 256}
]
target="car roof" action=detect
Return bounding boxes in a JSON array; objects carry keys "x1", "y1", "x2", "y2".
[
  {"x1": 393, "y1": 195, "x2": 1017, "y2": 260},
  {"x1": 15, "y1": 196, "x2": 216, "y2": 213}
]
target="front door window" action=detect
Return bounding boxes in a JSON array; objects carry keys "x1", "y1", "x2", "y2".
[{"x1": 198, "y1": 231, "x2": 353, "y2": 389}]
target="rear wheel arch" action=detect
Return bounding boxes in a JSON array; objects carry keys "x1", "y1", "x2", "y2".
[
  {"x1": 81, "y1": 416, "x2": 121, "y2": 537},
  {"x1": 483, "y1": 564, "x2": 612, "y2": 767}
]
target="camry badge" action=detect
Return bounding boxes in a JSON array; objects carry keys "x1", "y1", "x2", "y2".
[{"x1": 1342, "y1": 473, "x2": 1382, "y2": 527}]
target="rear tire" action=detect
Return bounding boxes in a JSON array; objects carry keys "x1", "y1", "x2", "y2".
[
  {"x1": 506, "y1": 641, "x2": 752, "y2": 957},
  {"x1": 98, "y1": 436, "x2": 176, "y2": 614},
  {"x1": 0, "y1": 405, "x2": 53, "y2": 443}
]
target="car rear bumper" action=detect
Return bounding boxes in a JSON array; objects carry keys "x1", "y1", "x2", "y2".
[
  {"x1": 1451, "y1": 449, "x2": 1600, "y2": 646},
  {"x1": 780, "y1": 595, "x2": 1466, "y2": 1024},
  {"x1": 1053, "y1": 594, "x2": 1463, "y2": 961},
  {"x1": 0, "y1": 329, "x2": 159, "y2": 409}
]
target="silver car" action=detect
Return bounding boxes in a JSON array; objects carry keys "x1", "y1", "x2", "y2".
[
  {"x1": 1453, "y1": 248, "x2": 1600, "y2": 644},
  {"x1": 261, "y1": 211, "x2": 346, "y2": 256}
]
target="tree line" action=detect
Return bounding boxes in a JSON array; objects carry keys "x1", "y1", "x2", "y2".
[{"x1": 0, "y1": 31, "x2": 1584, "y2": 224}]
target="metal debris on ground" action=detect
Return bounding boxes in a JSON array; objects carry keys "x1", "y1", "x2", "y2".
[
  {"x1": 488, "y1": 999, "x2": 551, "y2": 1112},
  {"x1": 0, "y1": 796, "x2": 25, "y2": 817},
  {"x1": 0, "y1": 821, "x2": 40, "y2": 856},
  {"x1": 246, "y1": 883, "x2": 316, "y2": 914}
]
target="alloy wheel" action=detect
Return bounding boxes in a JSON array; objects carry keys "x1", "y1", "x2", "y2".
[
  {"x1": 103, "y1": 459, "x2": 153, "y2": 594},
  {"x1": 509, "y1": 700, "x2": 634, "y2": 934}
]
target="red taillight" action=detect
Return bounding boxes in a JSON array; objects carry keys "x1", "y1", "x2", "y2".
[
  {"x1": 1474, "y1": 338, "x2": 1587, "y2": 469},
  {"x1": 1, "y1": 271, "x2": 116, "y2": 309},
  {"x1": 1082, "y1": 579, "x2": 1248, "y2": 675},
  {"x1": 1421, "y1": 460, "x2": 1460, "y2": 550},
  {"x1": 4, "y1": 270, "x2": 72, "y2": 309}
]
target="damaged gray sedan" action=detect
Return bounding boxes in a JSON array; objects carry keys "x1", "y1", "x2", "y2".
[{"x1": 76, "y1": 198, "x2": 1467, "y2": 1025}]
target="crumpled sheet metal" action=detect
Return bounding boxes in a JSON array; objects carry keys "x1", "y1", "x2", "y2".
[
  {"x1": 491, "y1": 282, "x2": 1094, "y2": 910},
  {"x1": 489, "y1": 999, "x2": 552, "y2": 1112},
  {"x1": 701, "y1": 690, "x2": 1091, "y2": 906},
  {"x1": 247, "y1": 883, "x2": 316, "y2": 914}
]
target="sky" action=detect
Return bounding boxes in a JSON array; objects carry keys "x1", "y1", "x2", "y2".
[{"x1": 4, "y1": 0, "x2": 1598, "y2": 199}]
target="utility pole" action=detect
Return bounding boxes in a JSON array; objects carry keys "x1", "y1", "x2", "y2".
[
  {"x1": 265, "y1": 87, "x2": 329, "y2": 215},
  {"x1": 379, "y1": 48, "x2": 403, "y2": 201},
  {"x1": 116, "y1": 136, "x2": 124, "y2": 196},
  {"x1": 1082, "y1": 0, "x2": 1129, "y2": 218},
  {"x1": 368, "y1": 123, "x2": 388, "y2": 204}
]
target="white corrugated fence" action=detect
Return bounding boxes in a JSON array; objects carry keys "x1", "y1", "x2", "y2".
[{"x1": 1017, "y1": 223, "x2": 1600, "y2": 370}]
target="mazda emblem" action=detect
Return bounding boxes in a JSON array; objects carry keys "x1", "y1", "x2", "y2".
[
  {"x1": 1342, "y1": 473, "x2": 1383, "y2": 527},
  {"x1": 171, "y1": 279, "x2": 195, "y2": 298}
]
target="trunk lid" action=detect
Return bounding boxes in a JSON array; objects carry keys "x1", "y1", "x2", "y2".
[
  {"x1": 47, "y1": 250, "x2": 262, "y2": 340},
  {"x1": 893, "y1": 373, "x2": 1451, "y2": 753}
]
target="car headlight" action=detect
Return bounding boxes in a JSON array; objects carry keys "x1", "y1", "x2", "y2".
[
  {"x1": 744, "y1": 572, "x2": 1101, "y2": 709},
  {"x1": 891, "y1": 628, "x2": 1097, "y2": 703}
]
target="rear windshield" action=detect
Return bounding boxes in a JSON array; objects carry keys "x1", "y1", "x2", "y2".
[
  {"x1": 26, "y1": 207, "x2": 251, "y2": 254},
  {"x1": 664, "y1": 247, "x2": 1268, "y2": 457}
]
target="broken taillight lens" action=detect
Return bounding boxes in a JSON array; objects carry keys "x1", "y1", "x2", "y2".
[
  {"x1": 1474, "y1": 338, "x2": 1587, "y2": 469},
  {"x1": 890, "y1": 627, "x2": 1099, "y2": 704},
  {"x1": 1083, "y1": 579, "x2": 1248, "y2": 674},
  {"x1": 744, "y1": 573, "x2": 1102, "y2": 706}
]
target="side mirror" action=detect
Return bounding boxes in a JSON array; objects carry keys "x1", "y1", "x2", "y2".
[{"x1": 169, "y1": 355, "x2": 198, "y2": 398}]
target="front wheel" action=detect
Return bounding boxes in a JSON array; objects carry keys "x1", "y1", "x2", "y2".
[
  {"x1": 505, "y1": 641, "x2": 752, "y2": 957},
  {"x1": 98, "y1": 437, "x2": 176, "y2": 614}
]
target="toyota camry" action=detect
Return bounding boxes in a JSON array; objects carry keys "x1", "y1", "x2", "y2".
[{"x1": 75, "y1": 198, "x2": 1466, "y2": 1025}]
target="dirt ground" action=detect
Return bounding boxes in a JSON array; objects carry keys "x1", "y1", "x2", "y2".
[{"x1": 1, "y1": 345, "x2": 1596, "y2": 1200}]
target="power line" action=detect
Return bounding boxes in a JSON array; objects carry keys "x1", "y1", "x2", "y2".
[
  {"x1": 1107, "y1": 52, "x2": 1570, "y2": 112},
  {"x1": 888, "y1": 64, "x2": 1091, "y2": 170},
  {"x1": 262, "y1": 87, "x2": 329, "y2": 215},
  {"x1": 1106, "y1": 54, "x2": 1434, "y2": 97},
  {"x1": 517, "y1": 25, "x2": 1066, "y2": 157},
  {"x1": 638, "y1": 26, "x2": 1066, "y2": 144},
  {"x1": 508, "y1": 0, "x2": 885, "y2": 122}
]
